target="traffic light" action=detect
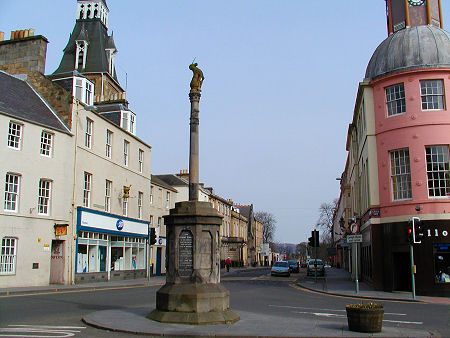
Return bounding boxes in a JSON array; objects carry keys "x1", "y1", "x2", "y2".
[
  {"x1": 150, "y1": 227, "x2": 157, "y2": 245},
  {"x1": 407, "y1": 221, "x2": 414, "y2": 244},
  {"x1": 308, "y1": 230, "x2": 320, "y2": 247},
  {"x1": 314, "y1": 230, "x2": 319, "y2": 247},
  {"x1": 412, "y1": 217, "x2": 423, "y2": 244}
]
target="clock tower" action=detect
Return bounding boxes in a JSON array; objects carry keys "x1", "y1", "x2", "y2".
[{"x1": 386, "y1": 0, "x2": 443, "y2": 34}]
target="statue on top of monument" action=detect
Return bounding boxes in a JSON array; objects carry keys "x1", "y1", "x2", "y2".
[{"x1": 189, "y1": 63, "x2": 204, "y2": 93}]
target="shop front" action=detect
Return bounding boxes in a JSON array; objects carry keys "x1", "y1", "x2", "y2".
[
  {"x1": 75, "y1": 207, "x2": 148, "y2": 284},
  {"x1": 372, "y1": 220, "x2": 449, "y2": 297}
]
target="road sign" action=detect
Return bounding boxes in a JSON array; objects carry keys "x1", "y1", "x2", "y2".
[
  {"x1": 350, "y1": 222, "x2": 359, "y2": 234},
  {"x1": 347, "y1": 234, "x2": 362, "y2": 243}
]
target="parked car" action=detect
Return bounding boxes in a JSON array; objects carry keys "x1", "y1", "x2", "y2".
[
  {"x1": 288, "y1": 260, "x2": 299, "y2": 273},
  {"x1": 307, "y1": 259, "x2": 325, "y2": 276},
  {"x1": 271, "y1": 261, "x2": 290, "y2": 277},
  {"x1": 300, "y1": 261, "x2": 308, "y2": 268}
]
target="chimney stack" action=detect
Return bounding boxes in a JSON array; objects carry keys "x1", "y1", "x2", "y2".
[{"x1": 0, "y1": 28, "x2": 47, "y2": 75}]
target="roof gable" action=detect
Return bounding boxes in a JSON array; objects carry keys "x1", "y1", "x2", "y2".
[{"x1": 0, "y1": 71, "x2": 71, "y2": 133}]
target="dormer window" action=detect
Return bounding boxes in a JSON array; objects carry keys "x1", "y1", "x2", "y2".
[
  {"x1": 75, "y1": 40, "x2": 88, "y2": 70},
  {"x1": 73, "y1": 77, "x2": 95, "y2": 105},
  {"x1": 107, "y1": 49, "x2": 116, "y2": 77},
  {"x1": 120, "y1": 111, "x2": 137, "y2": 135}
]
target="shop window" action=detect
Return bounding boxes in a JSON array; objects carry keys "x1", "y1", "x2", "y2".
[{"x1": 434, "y1": 244, "x2": 450, "y2": 283}]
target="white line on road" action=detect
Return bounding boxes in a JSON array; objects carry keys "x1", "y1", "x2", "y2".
[
  {"x1": 7, "y1": 325, "x2": 86, "y2": 329},
  {"x1": 294, "y1": 311, "x2": 347, "y2": 318},
  {"x1": 382, "y1": 319, "x2": 423, "y2": 325},
  {"x1": 0, "y1": 325, "x2": 86, "y2": 337},
  {"x1": 269, "y1": 304, "x2": 407, "y2": 316},
  {"x1": 291, "y1": 311, "x2": 423, "y2": 325}
]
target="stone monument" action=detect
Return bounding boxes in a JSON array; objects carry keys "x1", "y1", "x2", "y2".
[{"x1": 147, "y1": 64, "x2": 240, "y2": 325}]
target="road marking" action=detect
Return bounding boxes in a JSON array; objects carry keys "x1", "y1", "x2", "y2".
[
  {"x1": 382, "y1": 319, "x2": 423, "y2": 325},
  {"x1": 269, "y1": 304, "x2": 407, "y2": 316},
  {"x1": 291, "y1": 311, "x2": 423, "y2": 325},
  {"x1": 0, "y1": 283, "x2": 164, "y2": 298},
  {"x1": 294, "y1": 311, "x2": 346, "y2": 318},
  {"x1": 0, "y1": 325, "x2": 86, "y2": 337}
]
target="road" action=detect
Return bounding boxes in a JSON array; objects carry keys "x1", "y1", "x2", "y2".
[{"x1": 0, "y1": 268, "x2": 448, "y2": 337}]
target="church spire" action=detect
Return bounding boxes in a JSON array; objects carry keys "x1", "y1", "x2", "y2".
[
  {"x1": 77, "y1": 0, "x2": 109, "y2": 28},
  {"x1": 386, "y1": 0, "x2": 443, "y2": 35}
]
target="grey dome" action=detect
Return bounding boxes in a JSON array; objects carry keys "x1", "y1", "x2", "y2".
[{"x1": 365, "y1": 25, "x2": 450, "y2": 80}]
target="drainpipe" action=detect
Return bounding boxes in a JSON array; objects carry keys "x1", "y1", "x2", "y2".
[{"x1": 70, "y1": 101, "x2": 79, "y2": 285}]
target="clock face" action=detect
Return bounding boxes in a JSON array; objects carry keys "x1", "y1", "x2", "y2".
[{"x1": 408, "y1": 0, "x2": 425, "y2": 6}]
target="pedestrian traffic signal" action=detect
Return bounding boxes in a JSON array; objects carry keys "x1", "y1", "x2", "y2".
[
  {"x1": 150, "y1": 228, "x2": 157, "y2": 245},
  {"x1": 412, "y1": 217, "x2": 423, "y2": 244},
  {"x1": 407, "y1": 221, "x2": 414, "y2": 244}
]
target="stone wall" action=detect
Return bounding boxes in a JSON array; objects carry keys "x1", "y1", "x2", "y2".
[{"x1": 27, "y1": 72, "x2": 74, "y2": 129}]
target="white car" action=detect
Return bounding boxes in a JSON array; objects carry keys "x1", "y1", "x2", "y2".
[{"x1": 271, "y1": 261, "x2": 290, "y2": 277}]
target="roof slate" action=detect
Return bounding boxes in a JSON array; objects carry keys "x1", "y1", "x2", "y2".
[
  {"x1": 53, "y1": 19, "x2": 118, "y2": 82},
  {"x1": 151, "y1": 175, "x2": 178, "y2": 192},
  {"x1": 0, "y1": 71, "x2": 70, "y2": 134},
  {"x1": 154, "y1": 174, "x2": 188, "y2": 187}
]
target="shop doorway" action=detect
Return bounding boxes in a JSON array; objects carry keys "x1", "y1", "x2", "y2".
[
  {"x1": 50, "y1": 240, "x2": 65, "y2": 284},
  {"x1": 393, "y1": 252, "x2": 411, "y2": 291},
  {"x1": 99, "y1": 246, "x2": 106, "y2": 272},
  {"x1": 156, "y1": 247, "x2": 162, "y2": 276}
]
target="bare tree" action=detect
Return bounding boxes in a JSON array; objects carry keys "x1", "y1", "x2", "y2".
[
  {"x1": 315, "y1": 199, "x2": 338, "y2": 245},
  {"x1": 296, "y1": 242, "x2": 307, "y2": 259},
  {"x1": 255, "y1": 211, "x2": 277, "y2": 243}
]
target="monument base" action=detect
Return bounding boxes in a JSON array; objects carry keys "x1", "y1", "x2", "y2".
[{"x1": 147, "y1": 283, "x2": 239, "y2": 325}]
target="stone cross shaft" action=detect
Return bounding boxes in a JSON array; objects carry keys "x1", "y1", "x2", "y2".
[{"x1": 189, "y1": 91, "x2": 201, "y2": 201}]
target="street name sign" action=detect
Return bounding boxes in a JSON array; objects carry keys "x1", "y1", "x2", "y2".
[{"x1": 347, "y1": 234, "x2": 362, "y2": 243}]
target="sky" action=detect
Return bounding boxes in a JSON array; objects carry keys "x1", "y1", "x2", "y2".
[{"x1": 2, "y1": 1, "x2": 449, "y2": 244}]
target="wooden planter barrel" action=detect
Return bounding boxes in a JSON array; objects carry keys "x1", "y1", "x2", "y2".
[{"x1": 346, "y1": 306, "x2": 384, "y2": 333}]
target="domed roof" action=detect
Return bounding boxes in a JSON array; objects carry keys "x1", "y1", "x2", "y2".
[{"x1": 365, "y1": 25, "x2": 450, "y2": 80}]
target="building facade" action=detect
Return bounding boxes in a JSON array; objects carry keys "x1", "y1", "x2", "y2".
[
  {"x1": 335, "y1": 0, "x2": 449, "y2": 296},
  {"x1": 149, "y1": 175, "x2": 177, "y2": 276},
  {"x1": 0, "y1": 0, "x2": 152, "y2": 287},
  {"x1": 0, "y1": 71, "x2": 74, "y2": 287}
]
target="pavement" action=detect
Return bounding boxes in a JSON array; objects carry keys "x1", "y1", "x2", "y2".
[
  {"x1": 295, "y1": 266, "x2": 450, "y2": 305},
  {"x1": 1, "y1": 266, "x2": 448, "y2": 337}
]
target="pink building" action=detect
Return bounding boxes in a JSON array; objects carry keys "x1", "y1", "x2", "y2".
[{"x1": 336, "y1": 0, "x2": 449, "y2": 296}]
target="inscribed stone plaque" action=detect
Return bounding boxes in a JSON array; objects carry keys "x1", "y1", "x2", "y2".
[{"x1": 179, "y1": 230, "x2": 193, "y2": 276}]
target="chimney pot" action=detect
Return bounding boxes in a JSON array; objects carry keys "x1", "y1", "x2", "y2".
[
  {"x1": 18, "y1": 30, "x2": 25, "y2": 39},
  {"x1": 29, "y1": 29, "x2": 35, "y2": 37},
  {"x1": 0, "y1": 31, "x2": 4, "y2": 42},
  {"x1": 23, "y1": 30, "x2": 29, "y2": 38}
]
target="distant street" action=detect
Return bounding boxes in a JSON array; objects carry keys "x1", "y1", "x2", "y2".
[{"x1": 0, "y1": 268, "x2": 448, "y2": 337}]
